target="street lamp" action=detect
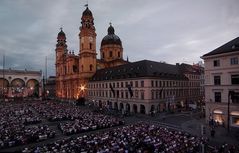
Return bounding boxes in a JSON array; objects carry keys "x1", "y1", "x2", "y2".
[{"x1": 228, "y1": 91, "x2": 235, "y2": 133}]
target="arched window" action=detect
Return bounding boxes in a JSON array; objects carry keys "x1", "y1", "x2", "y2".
[
  {"x1": 90, "y1": 43, "x2": 92, "y2": 49},
  {"x1": 109, "y1": 51, "x2": 113, "y2": 57},
  {"x1": 90, "y1": 64, "x2": 93, "y2": 71},
  {"x1": 118, "y1": 52, "x2": 120, "y2": 58},
  {"x1": 81, "y1": 65, "x2": 84, "y2": 72},
  {"x1": 102, "y1": 52, "x2": 105, "y2": 59}
]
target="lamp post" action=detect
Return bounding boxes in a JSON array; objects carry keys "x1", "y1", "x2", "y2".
[{"x1": 228, "y1": 91, "x2": 235, "y2": 133}]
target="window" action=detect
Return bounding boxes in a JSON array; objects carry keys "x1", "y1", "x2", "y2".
[
  {"x1": 118, "y1": 52, "x2": 120, "y2": 58},
  {"x1": 135, "y1": 90, "x2": 138, "y2": 98},
  {"x1": 214, "y1": 76, "x2": 221, "y2": 85},
  {"x1": 215, "y1": 92, "x2": 221, "y2": 102},
  {"x1": 231, "y1": 57, "x2": 238, "y2": 65},
  {"x1": 213, "y1": 60, "x2": 220, "y2": 67},
  {"x1": 231, "y1": 75, "x2": 239, "y2": 84},
  {"x1": 141, "y1": 81, "x2": 144, "y2": 87},
  {"x1": 151, "y1": 90, "x2": 154, "y2": 99},
  {"x1": 141, "y1": 91, "x2": 144, "y2": 99},
  {"x1": 90, "y1": 43, "x2": 92, "y2": 49},
  {"x1": 109, "y1": 51, "x2": 113, "y2": 57},
  {"x1": 102, "y1": 52, "x2": 105, "y2": 59},
  {"x1": 121, "y1": 82, "x2": 124, "y2": 88},
  {"x1": 232, "y1": 92, "x2": 239, "y2": 103},
  {"x1": 90, "y1": 64, "x2": 93, "y2": 71},
  {"x1": 151, "y1": 80, "x2": 154, "y2": 87},
  {"x1": 135, "y1": 81, "x2": 138, "y2": 87}
]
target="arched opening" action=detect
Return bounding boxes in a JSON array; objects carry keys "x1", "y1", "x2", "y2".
[
  {"x1": 11, "y1": 78, "x2": 25, "y2": 98},
  {"x1": 118, "y1": 52, "x2": 120, "y2": 58},
  {"x1": 126, "y1": 103, "x2": 130, "y2": 113},
  {"x1": 133, "y1": 104, "x2": 137, "y2": 113},
  {"x1": 151, "y1": 105, "x2": 155, "y2": 112},
  {"x1": 26, "y1": 79, "x2": 39, "y2": 97},
  {"x1": 109, "y1": 51, "x2": 113, "y2": 57},
  {"x1": 90, "y1": 64, "x2": 93, "y2": 71},
  {"x1": 114, "y1": 102, "x2": 118, "y2": 110},
  {"x1": 81, "y1": 65, "x2": 84, "y2": 72},
  {"x1": 89, "y1": 43, "x2": 92, "y2": 49},
  {"x1": 0, "y1": 78, "x2": 9, "y2": 98},
  {"x1": 120, "y1": 103, "x2": 124, "y2": 111},
  {"x1": 140, "y1": 104, "x2": 146, "y2": 114},
  {"x1": 99, "y1": 100, "x2": 102, "y2": 108}
]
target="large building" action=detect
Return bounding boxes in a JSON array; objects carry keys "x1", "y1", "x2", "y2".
[
  {"x1": 55, "y1": 6, "x2": 127, "y2": 99},
  {"x1": 55, "y1": 6, "x2": 204, "y2": 114},
  {"x1": 87, "y1": 60, "x2": 204, "y2": 114},
  {"x1": 202, "y1": 37, "x2": 239, "y2": 128},
  {"x1": 0, "y1": 69, "x2": 42, "y2": 101}
]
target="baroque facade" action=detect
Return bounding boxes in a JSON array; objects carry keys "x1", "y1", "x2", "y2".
[
  {"x1": 55, "y1": 7, "x2": 127, "y2": 99},
  {"x1": 202, "y1": 37, "x2": 239, "y2": 128}
]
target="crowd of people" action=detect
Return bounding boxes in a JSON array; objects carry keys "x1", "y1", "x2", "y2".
[
  {"x1": 59, "y1": 115, "x2": 124, "y2": 135},
  {"x1": 0, "y1": 103, "x2": 55, "y2": 149},
  {"x1": 22, "y1": 122, "x2": 204, "y2": 153},
  {"x1": 30, "y1": 101, "x2": 124, "y2": 135}
]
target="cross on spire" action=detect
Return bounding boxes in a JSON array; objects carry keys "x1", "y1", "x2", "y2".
[
  {"x1": 109, "y1": 22, "x2": 112, "y2": 26},
  {"x1": 60, "y1": 27, "x2": 63, "y2": 31}
]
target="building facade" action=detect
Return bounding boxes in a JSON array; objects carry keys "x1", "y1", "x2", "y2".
[
  {"x1": 202, "y1": 37, "x2": 239, "y2": 128},
  {"x1": 87, "y1": 60, "x2": 204, "y2": 114},
  {"x1": 0, "y1": 69, "x2": 42, "y2": 101},
  {"x1": 55, "y1": 7, "x2": 127, "y2": 99}
]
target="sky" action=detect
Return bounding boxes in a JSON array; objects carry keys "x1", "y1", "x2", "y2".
[{"x1": 0, "y1": 0, "x2": 239, "y2": 77}]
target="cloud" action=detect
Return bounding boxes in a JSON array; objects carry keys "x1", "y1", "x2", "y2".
[{"x1": 0, "y1": 0, "x2": 239, "y2": 76}]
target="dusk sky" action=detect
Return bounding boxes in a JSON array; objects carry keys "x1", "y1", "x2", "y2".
[{"x1": 0, "y1": 0, "x2": 239, "y2": 76}]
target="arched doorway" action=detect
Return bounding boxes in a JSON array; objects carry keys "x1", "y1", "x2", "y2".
[
  {"x1": 26, "y1": 79, "x2": 39, "y2": 97},
  {"x1": 11, "y1": 78, "x2": 25, "y2": 98},
  {"x1": 114, "y1": 102, "x2": 118, "y2": 110},
  {"x1": 140, "y1": 104, "x2": 146, "y2": 114},
  {"x1": 133, "y1": 104, "x2": 138, "y2": 113},
  {"x1": 0, "y1": 78, "x2": 9, "y2": 98},
  {"x1": 151, "y1": 105, "x2": 155, "y2": 112},
  {"x1": 99, "y1": 100, "x2": 102, "y2": 108},
  {"x1": 126, "y1": 103, "x2": 130, "y2": 113},
  {"x1": 120, "y1": 103, "x2": 124, "y2": 111}
]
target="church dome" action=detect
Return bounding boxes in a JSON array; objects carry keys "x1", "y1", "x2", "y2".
[
  {"x1": 101, "y1": 24, "x2": 122, "y2": 46},
  {"x1": 82, "y1": 7, "x2": 92, "y2": 16}
]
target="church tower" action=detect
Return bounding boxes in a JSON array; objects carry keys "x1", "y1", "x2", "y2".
[
  {"x1": 79, "y1": 6, "x2": 97, "y2": 79},
  {"x1": 55, "y1": 28, "x2": 68, "y2": 98}
]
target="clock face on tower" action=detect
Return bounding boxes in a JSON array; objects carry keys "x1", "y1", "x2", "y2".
[{"x1": 89, "y1": 37, "x2": 93, "y2": 42}]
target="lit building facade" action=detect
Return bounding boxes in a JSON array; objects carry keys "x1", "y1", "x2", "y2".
[
  {"x1": 202, "y1": 37, "x2": 239, "y2": 128},
  {"x1": 55, "y1": 7, "x2": 127, "y2": 99},
  {"x1": 0, "y1": 69, "x2": 42, "y2": 100},
  {"x1": 87, "y1": 60, "x2": 204, "y2": 114}
]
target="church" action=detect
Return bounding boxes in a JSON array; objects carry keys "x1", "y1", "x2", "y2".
[
  {"x1": 55, "y1": 6, "x2": 128, "y2": 99},
  {"x1": 55, "y1": 6, "x2": 204, "y2": 114}
]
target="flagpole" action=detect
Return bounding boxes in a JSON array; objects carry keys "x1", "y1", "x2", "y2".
[{"x1": 2, "y1": 53, "x2": 5, "y2": 102}]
